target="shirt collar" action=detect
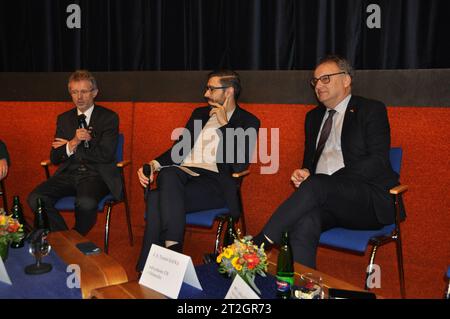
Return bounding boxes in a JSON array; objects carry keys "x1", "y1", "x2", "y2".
[
  {"x1": 328, "y1": 94, "x2": 351, "y2": 115},
  {"x1": 77, "y1": 104, "x2": 95, "y2": 124}
]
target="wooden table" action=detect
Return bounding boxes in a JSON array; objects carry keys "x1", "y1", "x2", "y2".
[
  {"x1": 48, "y1": 230, "x2": 128, "y2": 299},
  {"x1": 90, "y1": 250, "x2": 366, "y2": 299}
]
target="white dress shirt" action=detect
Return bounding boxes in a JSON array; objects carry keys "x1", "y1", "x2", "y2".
[
  {"x1": 315, "y1": 95, "x2": 351, "y2": 175},
  {"x1": 181, "y1": 108, "x2": 235, "y2": 173}
]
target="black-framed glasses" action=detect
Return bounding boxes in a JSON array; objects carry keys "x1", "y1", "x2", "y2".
[
  {"x1": 204, "y1": 85, "x2": 230, "y2": 92},
  {"x1": 310, "y1": 72, "x2": 347, "y2": 87}
]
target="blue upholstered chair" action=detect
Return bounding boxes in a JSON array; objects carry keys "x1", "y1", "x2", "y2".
[
  {"x1": 40, "y1": 133, "x2": 133, "y2": 254},
  {"x1": 319, "y1": 147, "x2": 408, "y2": 298},
  {"x1": 185, "y1": 170, "x2": 249, "y2": 255}
]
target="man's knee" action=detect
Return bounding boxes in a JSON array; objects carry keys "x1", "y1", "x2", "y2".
[
  {"x1": 27, "y1": 191, "x2": 50, "y2": 211},
  {"x1": 300, "y1": 174, "x2": 329, "y2": 190},
  {"x1": 76, "y1": 196, "x2": 98, "y2": 212}
]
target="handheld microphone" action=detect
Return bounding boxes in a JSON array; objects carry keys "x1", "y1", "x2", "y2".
[
  {"x1": 143, "y1": 163, "x2": 152, "y2": 198},
  {"x1": 77, "y1": 114, "x2": 90, "y2": 149}
]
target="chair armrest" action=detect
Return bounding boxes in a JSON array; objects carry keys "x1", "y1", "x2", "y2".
[
  {"x1": 390, "y1": 184, "x2": 408, "y2": 195},
  {"x1": 232, "y1": 170, "x2": 250, "y2": 178},
  {"x1": 41, "y1": 160, "x2": 52, "y2": 167},
  {"x1": 117, "y1": 160, "x2": 131, "y2": 168}
]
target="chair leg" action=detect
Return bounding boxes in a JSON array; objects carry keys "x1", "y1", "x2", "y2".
[
  {"x1": 214, "y1": 218, "x2": 226, "y2": 255},
  {"x1": 123, "y1": 194, "x2": 133, "y2": 247},
  {"x1": 104, "y1": 203, "x2": 112, "y2": 254},
  {"x1": 121, "y1": 172, "x2": 133, "y2": 246},
  {"x1": 365, "y1": 244, "x2": 379, "y2": 290},
  {"x1": 395, "y1": 235, "x2": 406, "y2": 298}
]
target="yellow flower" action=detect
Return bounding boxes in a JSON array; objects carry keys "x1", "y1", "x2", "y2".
[
  {"x1": 231, "y1": 257, "x2": 242, "y2": 271},
  {"x1": 0, "y1": 215, "x2": 6, "y2": 226},
  {"x1": 223, "y1": 248, "x2": 233, "y2": 259},
  {"x1": 216, "y1": 253, "x2": 223, "y2": 263}
]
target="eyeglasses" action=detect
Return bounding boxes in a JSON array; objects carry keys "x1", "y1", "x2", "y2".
[
  {"x1": 204, "y1": 85, "x2": 230, "y2": 92},
  {"x1": 310, "y1": 72, "x2": 347, "y2": 87},
  {"x1": 70, "y1": 89, "x2": 94, "y2": 96}
]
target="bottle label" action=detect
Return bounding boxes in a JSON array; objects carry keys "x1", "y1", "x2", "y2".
[{"x1": 276, "y1": 277, "x2": 294, "y2": 292}]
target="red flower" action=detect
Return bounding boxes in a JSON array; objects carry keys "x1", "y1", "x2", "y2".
[
  {"x1": 7, "y1": 223, "x2": 20, "y2": 233},
  {"x1": 244, "y1": 253, "x2": 260, "y2": 270}
]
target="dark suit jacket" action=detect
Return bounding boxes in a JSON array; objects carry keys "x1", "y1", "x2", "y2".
[
  {"x1": 0, "y1": 140, "x2": 9, "y2": 164},
  {"x1": 156, "y1": 105, "x2": 260, "y2": 218},
  {"x1": 50, "y1": 105, "x2": 122, "y2": 200},
  {"x1": 302, "y1": 95, "x2": 402, "y2": 225}
]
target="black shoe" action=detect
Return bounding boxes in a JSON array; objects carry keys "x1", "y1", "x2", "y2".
[{"x1": 167, "y1": 243, "x2": 183, "y2": 253}]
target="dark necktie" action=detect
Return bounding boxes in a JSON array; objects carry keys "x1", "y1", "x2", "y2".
[
  {"x1": 312, "y1": 109, "x2": 336, "y2": 172},
  {"x1": 78, "y1": 114, "x2": 87, "y2": 128}
]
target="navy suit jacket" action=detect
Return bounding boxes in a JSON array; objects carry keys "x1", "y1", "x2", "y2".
[
  {"x1": 50, "y1": 105, "x2": 122, "y2": 200},
  {"x1": 155, "y1": 105, "x2": 260, "y2": 218},
  {"x1": 302, "y1": 95, "x2": 402, "y2": 224}
]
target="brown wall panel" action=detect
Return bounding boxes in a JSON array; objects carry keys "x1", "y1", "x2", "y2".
[{"x1": 0, "y1": 69, "x2": 449, "y2": 106}]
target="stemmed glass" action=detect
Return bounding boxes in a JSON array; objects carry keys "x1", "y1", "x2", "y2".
[{"x1": 25, "y1": 232, "x2": 53, "y2": 275}]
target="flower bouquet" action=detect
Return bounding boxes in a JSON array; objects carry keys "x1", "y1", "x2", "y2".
[
  {"x1": 0, "y1": 208, "x2": 25, "y2": 260},
  {"x1": 216, "y1": 235, "x2": 268, "y2": 295}
]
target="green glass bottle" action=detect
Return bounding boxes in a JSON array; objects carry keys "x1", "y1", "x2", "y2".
[
  {"x1": 222, "y1": 216, "x2": 237, "y2": 248},
  {"x1": 276, "y1": 231, "x2": 294, "y2": 299},
  {"x1": 34, "y1": 197, "x2": 49, "y2": 231},
  {"x1": 10, "y1": 196, "x2": 26, "y2": 248}
]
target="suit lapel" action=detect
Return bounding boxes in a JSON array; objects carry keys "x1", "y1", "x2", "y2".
[
  {"x1": 68, "y1": 108, "x2": 79, "y2": 138},
  {"x1": 227, "y1": 105, "x2": 243, "y2": 128},
  {"x1": 341, "y1": 96, "x2": 357, "y2": 143},
  {"x1": 88, "y1": 105, "x2": 100, "y2": 129}
]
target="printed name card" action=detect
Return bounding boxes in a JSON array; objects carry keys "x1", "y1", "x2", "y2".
[
  {"x1": 139, "y1": 245, "x2": 202, "y2": 299},
  {"x1": 225, "y1": 274, "x2": 260, "y2": 299},
  {"x1": 0, "y1": 257, "x2": 12, "y2": 285}
]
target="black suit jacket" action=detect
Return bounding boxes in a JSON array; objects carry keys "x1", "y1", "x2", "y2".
[
  {"x1": 302, "y1": 95, "x2": 402, "y2": 224},
  {"x1": 156, "y1": 105, "x2": 260, "y2": 218},
  {"x1": 0, "y1": 140, "x2": 9, "y2": 164},
  {"x1": 50, "y1": 105, "x2": 122, "y2": 200}
]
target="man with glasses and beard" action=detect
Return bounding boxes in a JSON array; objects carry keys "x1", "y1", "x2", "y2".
[
  {"x1": 253, "y1": 55, "x2": 403, "y2": 269},
  {"x1": 136, "y1": 70, "x2": 260, "y2": 272}
]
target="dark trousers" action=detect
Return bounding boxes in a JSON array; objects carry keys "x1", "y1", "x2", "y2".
[
  {"x1": 136, "y1": 166, "x2": 226, "y2": 271},
  {"x1": 262, "y1": 174, "x2": 384, "y2": 269},
  {"x1": 27, "y1": 170, "x2": 109, "y2": 236}
]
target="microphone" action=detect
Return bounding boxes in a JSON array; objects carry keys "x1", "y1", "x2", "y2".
[
  {"x1": 143, "y1": 163, "x2": 152, "y2": 199},
  {"x1": 77, "y1": 114, "x2": 90, "y2": 149}
]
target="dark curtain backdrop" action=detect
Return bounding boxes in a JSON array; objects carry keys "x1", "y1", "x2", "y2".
[{"x1": 1, "y1": 0, "x2": 449, "y2": 71}]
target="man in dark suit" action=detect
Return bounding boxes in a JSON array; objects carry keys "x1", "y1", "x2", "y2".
[
  {"x1": 0, "y1": 140, "x2": 9, "y2": 181},
  {"x1": 254, "y1": 56, "x2": 401, "y2": 269},
  {"x1": 28, "y1": 70, "x2": 121, "y2": 235},
  {"x1": 136, "y1": 70, "x2": 260, "y2": 271}
]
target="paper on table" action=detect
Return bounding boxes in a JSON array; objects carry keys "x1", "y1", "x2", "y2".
[{"x1": 0, "y1": 257, "x2": 12, "y2": 285}]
